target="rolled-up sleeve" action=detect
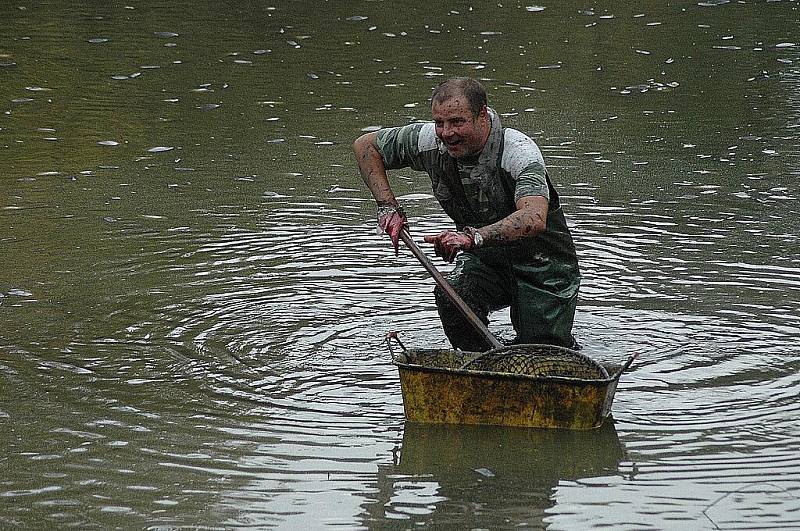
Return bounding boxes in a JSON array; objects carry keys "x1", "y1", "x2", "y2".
[
  {"x1": 515, "y1": 163, "x2": 549, "y2": 203},
  {"x1": 376, "y1": 124, "x2": 425, "y2": 170},
  {"x1": 502, "y1": 129, "x2": 550, "y2": 202}
]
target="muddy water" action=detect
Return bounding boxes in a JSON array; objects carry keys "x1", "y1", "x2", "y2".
[{"x1": 1, "y1": 0, "x2": 799, "y2": 528}]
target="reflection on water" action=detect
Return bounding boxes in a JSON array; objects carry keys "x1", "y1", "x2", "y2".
[
  {"x1": 366, "y1": 422, "x2": 623, "y2": 527},
  {"x1": 1, "y1": 0, "x2": 799, "y2": 528}
]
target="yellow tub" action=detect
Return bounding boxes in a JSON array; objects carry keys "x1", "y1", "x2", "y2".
[{"x1": 391, "y1": 346, "x2": 635, "y2": 430}]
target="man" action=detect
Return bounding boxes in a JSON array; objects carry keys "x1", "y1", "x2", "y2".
[{"x1": 353, "y1": 77, "x2": 580, "y2": 351}]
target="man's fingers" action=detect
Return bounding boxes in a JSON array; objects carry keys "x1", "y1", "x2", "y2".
[
  {"x1": 390, "y1": 232, "x2": 401, "y2": 255},
  {"x1": 432, "y1": 239, "x2": 442, "y2": 256},
  {"x1": 423, "y1": 233, "x2": 444, "y2": 257},
  {"x1": 422, "y1": 231, "x2": 467, "y2": 262},
  {"x1": 382, "y1": 214, "x2": 407, "y2": 255}
]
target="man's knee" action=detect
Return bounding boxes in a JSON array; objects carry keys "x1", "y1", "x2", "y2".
[
  {"x1": 432, "y1": 284, "x2": 453, "y2": 310},
  {"x1": 433, "y1": 282, "x2": 482, "y2": 312}
]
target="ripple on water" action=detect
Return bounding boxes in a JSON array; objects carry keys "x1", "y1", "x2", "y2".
[{"x1": 1, "y1": 0, "x2": 798, "y2": 528}]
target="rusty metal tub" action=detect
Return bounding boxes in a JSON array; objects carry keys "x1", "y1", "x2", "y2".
[{"x1": 391, "y1": 346, "x2": 635, "y2": 430}]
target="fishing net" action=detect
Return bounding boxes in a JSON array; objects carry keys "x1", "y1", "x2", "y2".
[{"x1": 460, "y1": 344, "x2": 609, "y2": 380}]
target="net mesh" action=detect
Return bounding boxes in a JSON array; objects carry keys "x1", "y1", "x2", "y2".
[{"x1": 460, "y1": 344, "x2": 609, "y2": 380}]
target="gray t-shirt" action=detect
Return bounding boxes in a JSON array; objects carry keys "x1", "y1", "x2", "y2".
[{"x1": 376, "y1": 111, "x2": 550, "y2": 221}]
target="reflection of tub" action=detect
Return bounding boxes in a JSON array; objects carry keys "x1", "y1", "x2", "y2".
[
  {"x1": 396, "y1": 420, "x2": 625, "y2": 481},
  {"x1": 362, "y1": 421, "x2": 626, "y2": 527},
  {"x1": 391, "y1": 347, "x2": 635, "y2": 430}
]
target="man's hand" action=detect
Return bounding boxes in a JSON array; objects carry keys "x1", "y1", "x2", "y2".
[
  {"x1": 377, "y1": 205, "x2": 408, "y2": 255},
  {"x1": 423, "y1": 230, "x2": 476, "y2": 263}
]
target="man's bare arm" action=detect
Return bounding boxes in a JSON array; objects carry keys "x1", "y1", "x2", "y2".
[
  {"x1": 475, "y1": 195, "x2": 549, "y2": 245},
  {"x1": 353, "y1": 132, "x2": 398, "y2": 207},
  {"x1": 354, "y1": 131, "x2": 409, "y2": 253}
]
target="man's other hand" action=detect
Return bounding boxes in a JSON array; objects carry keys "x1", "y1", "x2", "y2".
[{"x1": 423, "y1": 230, "x2": 475, "y2": 263}]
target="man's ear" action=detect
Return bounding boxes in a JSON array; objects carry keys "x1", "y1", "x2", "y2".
[{"x1": 478, "y1": 105, "x2": 489, "y2": 120}]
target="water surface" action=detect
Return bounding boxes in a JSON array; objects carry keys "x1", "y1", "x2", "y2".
[{"x1": 1, "y1": 0, "x2": 799, "y2": 528}]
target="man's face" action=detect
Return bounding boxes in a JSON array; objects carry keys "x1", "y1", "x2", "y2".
[{"x1": 431, "y1": 96, "x2": 488, "y2": 158}]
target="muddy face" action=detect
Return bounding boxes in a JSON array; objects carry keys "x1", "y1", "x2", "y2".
[{"x1": 431, "y1": 97, "x2": 490, "y2": 158}]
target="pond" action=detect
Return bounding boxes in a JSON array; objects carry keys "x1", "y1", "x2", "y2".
[{"x1": 1, "y1": 0, "x2": 798, "y2": 528}]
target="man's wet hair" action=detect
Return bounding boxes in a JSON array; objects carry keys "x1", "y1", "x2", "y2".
[{"x1": 431, "y1": 78, "x2": 487, "y2": 117}]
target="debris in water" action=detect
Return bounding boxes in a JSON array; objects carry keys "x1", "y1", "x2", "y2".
[{"x1": 7, "y1": 289, "x2": 33, "y2": 297}]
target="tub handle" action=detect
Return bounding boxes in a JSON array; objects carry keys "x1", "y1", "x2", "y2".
[{"x1": 385, "y1": 331, "x2": 407, "y2": 357}]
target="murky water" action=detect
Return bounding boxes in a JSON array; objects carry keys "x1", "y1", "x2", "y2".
[{"x1": 1, "y1": 0, "x2": 799, "y2": 528}]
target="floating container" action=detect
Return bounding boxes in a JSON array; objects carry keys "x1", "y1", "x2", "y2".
[{"x1": 389, "y1": 342, "x2": 635, "y2": 430}]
